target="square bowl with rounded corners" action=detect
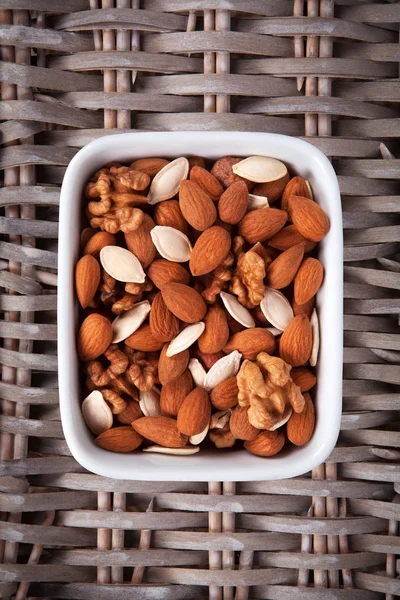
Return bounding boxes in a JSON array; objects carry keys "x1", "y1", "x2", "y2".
[{"x1": 58, "y1": 131, "x2": 343, "y2": 481}]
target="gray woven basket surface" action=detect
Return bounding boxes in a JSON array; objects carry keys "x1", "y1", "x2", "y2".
[{"x1": 0, "y1": 1, "x2": 400, "y2": 598}]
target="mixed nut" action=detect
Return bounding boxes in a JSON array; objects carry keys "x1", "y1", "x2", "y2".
[{"x1": 76, "y1": 154, "x2": 330, "y2": 457}]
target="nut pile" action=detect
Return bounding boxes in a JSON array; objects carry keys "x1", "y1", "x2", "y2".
[{"x1": 76, "y1": 155, "x2": 330, "y2": 457}]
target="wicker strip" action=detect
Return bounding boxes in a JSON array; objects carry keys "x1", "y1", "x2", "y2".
[{"x1": 1, "y1": 1, "x2": 400, "y2": 598}]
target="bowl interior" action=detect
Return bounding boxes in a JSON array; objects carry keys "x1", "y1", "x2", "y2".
[{"x1": 58, "y1": 131, "x2": 343, "y2": 481}]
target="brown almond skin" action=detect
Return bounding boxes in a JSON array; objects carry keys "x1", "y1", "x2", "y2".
[
  {"x1": 78, "y1": 313, "x2": 112, "y2": 361},
  {"x1": 288, "y1": 196, "x2": 330, "y2": 242},
  {"x1": 161, "y1": 282, "x2": 207, "y2": 323},
  {"x1": 244, "y1": 430, "x2": 285, "y2": 457},
  {"x1": 291, "y1": 368, "x2": 317, "y2": 392},
  {"x1": 230, "y1": 406, "x2": 259, "y2": 441},
  {"x1": 158, "y1": 344, "x2": 190, "y2": 385},
  {"x1": 95, "y1": 426, "x2": 143, "y2": 453},
  {"x1": 218, "y1": 180, "x2": 249, "y2": 224},
  {"x1": 177, "y1": 387, "x2": 211, "y2": 436},
  {"x1": 210, "y1": 377, "x2": 239, "y2": 410},
  {"x1": 223, "y1": 328, "x2": 275, "y2": 361},
  {"x1": 198, "y1": 305, "x2": 229, "y2": 354},
  {"x1": 160, "y1": 369, "x2": 193, "y2": 417},
  {"x1": 125, "y1": 324, "x2": 165, "y2": 352},
  {"x1": 81, "y1": 227, "x2": 97, "y2": 249},
  {"x1": 190, "y1": 165, "x2": 224, "y2": 201},
  {"x1": 188, "y1": 156, "x2": 206, "y2": 171},
  {"x1": 83, "y1": 231, "x2": 116, "y2": 256},
  {"x1": 124, "y1": 213, "x2": 156, "y2": 269},
  {"x1": 116, "y1": 400, "x2": 142, "y2": 425},
  {"x1": 149, "y1": 292, "x2": 180, "y2": 342},
  {"x1": 153, "y1": 199, "x2": 189, "y2": 235},
  {"x1": 238, "y1": 207, "x2": 287, "y2": 244},
  {"x1": 281, "y1": 176, "x2": 312, "y2": 211},
  {"x1": 252, "y1": 171, "x2": 290, "y2": 203},
  {"x1": 189, "y1": 226, "x2": 232, "y2": 277},
  {"x1": 75, "y1": 254, "x2": 101, "y2": 309},
  {"x1": 287, "y1": 392, "x2": 315, "y2": 446},
  {"x1": 268, "y1": 225, "x2": 315, "y2": 253},
  {"x1": 294, "y1": 257, "x2": 324, "y2": 305},
  {"x1": 147, "y1": 259, "x2": 190, "y2": 289},
  {"x1": 293, "y1": 295, "x2": 315, "y2": 319},
  {"x1": 279, "y1": 314, "x2": 312, "y2": 367},
  {"x1": 130, "y1": 157, "x2": 169, "y2": 177},
  {"x1": 196, "y1": 350, "x2": 225, "y2": 370},
  {"x1": 211, "y1": 156, "x2": 252, "y2": 190},
  {"x1": 179, "y1": 180, "x2": 217, "y2": 231},
  {"x1": 132, "y1": 416, "x2": 188, "y2": 448},
  {"x1": 266, "y1": 243, "x2": 304, "y2": 290}
]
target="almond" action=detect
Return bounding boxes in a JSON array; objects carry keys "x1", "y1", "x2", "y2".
[
  {"x1": 83, "y1": 231, "x2": 116, "y2": 256},
  {"x1": 124, "y1": 213, "x2": 156, "y2": 269},
  {"x1": 253, "y1": 171, "x2": 290, "y2": 204},
  {"x1": 158, "y1": 344, "x2": 189, "y2": 385},
  {"x1": 288, "y1": 196, "x2": 330, "y2": 242},
  {"x1": 281, "y1": 176, "x2": 312, "y2": 211},
  {"x1": 147, "y1": 259, "x2": 190, "y2": 289},
  {"x1": 81, "y1": 227, "x2": 96, "y2": 249},
  {"x1": 188, "y1": 156, "x2": 206, "y2": 171},
  {"x1": 290, "y1": 367, "x2": 317, "y2": 392},
  {"x1": 78, "y1": 313, "x2": 112, "y2": 361},
  {"x1": 244, "y1": 430, "x2": 285, "y2": 456},
  {"x1": 293, "y1": 295, "x2": 315, "y2": 319},
  {"x1": 223, "y1": 328, "x2": 275, "y2": 360},
  {"x1": 286, "y1": 392, "x2": 315, "y2": 446},
  {"x1": 132, "y1": 416, "x2": 188, "y2": 447},
  {"x1": 210, "y1": 376, "x2": 239, "y2": 410},
  {"x1": 130, "y1": 157, "x2": 169, "y2": 177},
  {"x1": 238, "y1": 207, "x2": 287, "y2": 244},
  {"x1": 149, "y1": 292, "x2": 180, "y2": 342},
  {"x1": 179, "y1": 180, "x2": 217, "y2": 231},
  {"x1": 125, "y1": 324, "x2": 164, "y2": 352},
  {"x1": 160, "y1": 369, "x2": 193, "y2": 417},
  {"x1": 116, "y1": 399, "x2": 142, "y2": 425},
  {"x1": 177, "y1": 387, "x2": 211, "y2": 436},
  {"x1": 189, "y1": 226, "x2": 231, "y2": 276},
  {"x1": 95, "y1": 426, "x2": 143, "y2": 453},
  {"x1": 190, "y1": 165, "x2": 224, "y2": 201},
  {"x1": 294, "y1": 257, "x2": 324, "y2": 305},
  {"x1": 232, "y1": 156, "x2": 288, "y2": 184},
  {"x1": 153, "y1": 199, "x2": 189, "y2": 235},
  {"x1": 75, "y1": 255, "x2": 100, "y2": 309},
  {"x1": 230, "y1": 406, "x2": 259, "y2": 441},
  {"x1": 198, "y1": 305, "x2": 229, "y2": 354},
  {"x1": 161, "y1": 282, "x2": 207, "y2": 323},
  {"x1": 268, "y1": 225, "x2": 316, "y2": 253},
  {"x1": 279, "y1": 314, "x2": 312, "y2": 367},
  {"x1": 211, "y1": 156, "x2": 252, "y2": 189},
  {"x1": 218, "y1": 180, "x2": 249, "y2": 224},
  {"x1": 266, "y1": 243, "x2": 304, "y2": 289}
]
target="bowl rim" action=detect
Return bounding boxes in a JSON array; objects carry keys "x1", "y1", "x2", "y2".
[{"x1": 58, "y1": 131, "x2": 343, "y2": 481}]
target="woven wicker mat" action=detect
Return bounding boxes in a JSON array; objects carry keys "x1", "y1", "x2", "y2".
[{"x1": 1, "y1": 1, "x2": 400, "y2": 598}]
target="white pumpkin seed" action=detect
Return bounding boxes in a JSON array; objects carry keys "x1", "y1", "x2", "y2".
[
  {"x1": 267, "y1": 405, "x2": 292, "y2": 431},
  {"x1": 188, "y1": 358, "x2": 207, "y2": 387},
  {"x1": 232, "y1": 156, "x2": 288, "y2": 183},
  {"x1": 166, "y1": 322, "x2": 205, "y2": 357},
  {"x1": 150, "y1": 226, "x2": 192, "y2": 263},
  {"x1": 310, "y1": 308, "x2": 319, "y2": 367},
  {"x1": 305, "y1": 180, "x2": 313, "y2": 200},
  {"x1": 100, "y1": 246, "x2": 145, "y2": 283},
  {"x1": 248, "y1": 193, "x2": 269, "y2": 211},
  {"x1": 266, "y1": 326, "x2": 283, "y2": 337},
  {"x1": 139, "y1": 387, "x2": 162, "y2": 417},
  {"x1": 82, "y1": 390, "x2": 113, "y2": 435},
  {"x1": 143, "y1": 445, "x2": 200, "y2": 455},
  {"x1": 260, "y1": 287, "x2": 294, "y2": 332},
  {"x1": 220, "y1": 291, "x2": 255, "y2": 328},
  {"x1": 190, "y1": 424, "x2": 209, "y2": 445},
  {"x1": 204, "y1": 350, "x2": 242, "y2": 391},
  {"x1": 147, "y1": 157, "x2": 189, "y2": 204},
  {"x1": 210, "y1": 409, "x2": 231, "y2": 430},
  {"x1": 112, "y1": 300, "x2": 151, "y2": 343}
]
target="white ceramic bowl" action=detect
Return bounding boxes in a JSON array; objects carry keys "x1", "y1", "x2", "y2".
[{"x1": 58, "y1": 131, "x2": 343, "y2": 481}]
